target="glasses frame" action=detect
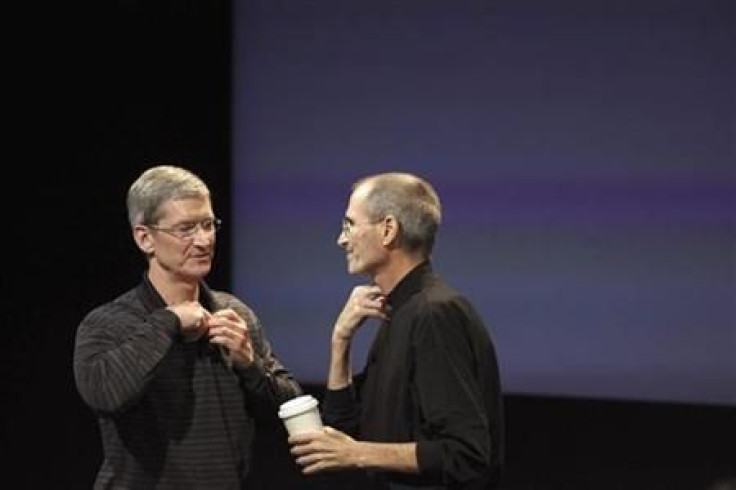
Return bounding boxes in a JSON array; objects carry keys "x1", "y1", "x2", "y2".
[
  {"x1": 340, "y1": 217, "x2": 383, "y2": 237},
  {"x1": 147, "y1": 217, "x2": 222, "y2": 240}
]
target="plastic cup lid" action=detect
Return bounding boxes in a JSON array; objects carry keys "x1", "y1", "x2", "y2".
[{"x1": 278, "y1": 395, "x2": 319, "y2": 419}]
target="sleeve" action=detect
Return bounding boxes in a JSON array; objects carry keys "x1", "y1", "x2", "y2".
[
  {"x1": 321, "y1": 377, "x2": 362, "y2": 436},
  {"x1": 221, "y1": 295, "x2": 303, "y2": 414},
  {"x1": 73, "y1": 302, "x2": 178, "y2": 415},
  {"x1": 411, "y1": 300, "x2": 493, "y2": 486}
]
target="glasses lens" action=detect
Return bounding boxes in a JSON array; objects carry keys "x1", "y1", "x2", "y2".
[
  {"x1": 151, "y1": 218, "x2": 221, "y2": 239},
  {"x1": 180, "y1": 223, "x2": 199, "y2": 237},
  {"x1": 195, "y1": 218, "x2": 221, "y2": 236}
]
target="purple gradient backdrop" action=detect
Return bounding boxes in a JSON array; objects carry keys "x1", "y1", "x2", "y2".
[{"x1": 231, "y1": 0, "x2": 734, "y2": 405}]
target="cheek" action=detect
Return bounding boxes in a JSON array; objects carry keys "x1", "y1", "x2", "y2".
[
  {"x1": 358, "y1": 241, "x2": 380, "y2": 261},
  {"x1": 354, "y1": 238, "x2": 370, "y2": 255},
  {"x1": 161, "y1": 242, "x2": 190, "y2": 262},
  {"x1": 182, "y1": 242, "x2": 199, "y2": 259}
]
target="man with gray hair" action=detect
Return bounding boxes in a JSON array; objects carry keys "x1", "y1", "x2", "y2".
[
  {"x1": 74, "y1": 164, "x2": 302, "y2": 488},
  {"x1": 289, "y1": 172, "x2": 504, "y2": 489}
]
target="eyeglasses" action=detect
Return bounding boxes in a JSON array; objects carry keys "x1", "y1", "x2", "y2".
[
  {"x1": 148, "y1": 218, "x2": 222, "y2": 240},
  {"x1": 340, "y1": 217, "x2": 382, "y2": 236}
]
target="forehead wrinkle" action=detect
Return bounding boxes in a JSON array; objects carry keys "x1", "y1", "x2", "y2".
[{"x1": 156, "y1": 198, "x2": 213, "y2": 226}]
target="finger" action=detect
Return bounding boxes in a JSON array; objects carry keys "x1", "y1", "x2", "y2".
[
  {"x1": 209, "y1": 330, "x2": 241, "y2": 348},
  {"x1": 358, "y1": 306, "x2": 389, "y2": 321},
  {"x1": 352, "y1": 285, "x2": 382, "y2": 300},
  {"x1": 212, "y1": 309, "x2": 233, "y2": 321},
  {"x1": 288, "y1": 433, "x2": 314, "y2": 445},
  {"x1": 363, "y1": 297, "x2": 386, "y2": 310},
  {"x1": 213, "y1": 308, "x2": 243, "y2": 323},
  {"x1": 213, "y1": 314, "x2": 249, "y2": 334},
  {"x1": 210, "y1": 323, "x2": 248, "y2": 339},
  {"x1": 207, "y1": 330, "x2": 232, "y2": 350},
  {"x1": 360, "y1": 284, "x2": 383, "y2": 294},
  {"x1": 296, "y1": 452, "x2": 330, "y2": 466},
  {"x1": 302, "y1": 460, "x2": 334, "y2": 474},
  {"x1": 290, "y1": 443, "x2": 315, "y2": 456},
  {"x1": 210, "y1": 329, "x2": 251, "y2": 353}
]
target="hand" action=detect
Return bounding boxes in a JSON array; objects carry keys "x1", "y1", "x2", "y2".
[
  {"x1": 333, "y1": 285, "x2": 388, "y2": 342},
  {"x1": 168, "y1": 301, "x2": 210, "y2": 342},
  {"x1": 289, "y1": 426, "x2": 362, "y2": 474},
  {"x1": 207, "y1": 308, "x2": 253, "y2": 368}
]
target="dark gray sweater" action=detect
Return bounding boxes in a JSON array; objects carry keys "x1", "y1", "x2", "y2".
[{"x1": 74, "y1": 276, "x2": 301, "y2": 489}]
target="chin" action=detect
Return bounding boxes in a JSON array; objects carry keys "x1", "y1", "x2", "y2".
[
  {"x1": 346, "y1": 262, "x2": 363, "y2": 275},
  {"x1": 347, "y1": 260, "x2": 373, "y2": 277},
  {"x1": 189, "y1": 264, "x2": 212, "y2": 278}
]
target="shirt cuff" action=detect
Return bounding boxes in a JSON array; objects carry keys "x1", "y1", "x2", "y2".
[
  {"x1": 416, "y1": 440, "x2": 443, "y2": 479},
  {"x1": 323, "y1": 385, "x2": 356, "y2": 417},
  {"x1": 235, "y1": 356, "x2": 265, "y2": 379},
  {"x1": 150, "y1": 308, "x2": 180, "y2": 338}
]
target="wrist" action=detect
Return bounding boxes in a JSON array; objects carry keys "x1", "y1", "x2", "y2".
[
  {"x1": 354, "y1": 441, "x2": 374, "y2": 469},
  {"x1": 331, "y1": 329, "x2": 353, "y2": 345}
]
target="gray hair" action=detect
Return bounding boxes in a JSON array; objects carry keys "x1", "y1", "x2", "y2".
[
  {"x1": 126, "y1": 165, "x2": 210, "y2": 226},
  {"x1": 355, "y1": 172, "x2": 442, "y2": 256}
]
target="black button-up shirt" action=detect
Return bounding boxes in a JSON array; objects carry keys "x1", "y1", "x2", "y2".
[{"x1": 323, "y1": 262, "x2": 504, "y2": 489}]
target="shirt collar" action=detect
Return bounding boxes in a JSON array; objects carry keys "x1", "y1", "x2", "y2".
[
  {"x1": 386, "y1": 260, "x2": 434, "y2": 312},
  {"x1": 137, "y1": 271, "x2": 214, "y2": 312}
]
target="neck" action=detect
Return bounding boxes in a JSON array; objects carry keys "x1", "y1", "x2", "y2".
[
  {"x1": 147, "y1": 262, "x2": 200, "y2": 305},
  {"x1": 372, "y1": 252, "x2": 426, "y2": 294}
]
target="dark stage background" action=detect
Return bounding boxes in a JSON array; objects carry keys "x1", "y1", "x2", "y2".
[
  {"x1": 4, "y1": 1, "x2": 733, "y2": 489},
  {"x1": 231, "y1": 0, "x2": 734, "y2": 408}
]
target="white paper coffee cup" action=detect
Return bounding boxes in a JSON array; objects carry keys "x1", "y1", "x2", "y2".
[{"x1": 278, "y1": 394, "x2": 323, "y2": 436}]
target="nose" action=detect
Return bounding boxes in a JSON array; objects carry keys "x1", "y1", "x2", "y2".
[{"x1": 337, "y1": 230, "x2": 348, "y2": 248}]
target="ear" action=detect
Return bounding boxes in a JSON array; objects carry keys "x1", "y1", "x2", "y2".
[
  {"x1": 132, "y1": 225, "x2": 155, "y2": 255},
  {"x1": 381, "y1": 215, "x2": 400, "y2": 247}
]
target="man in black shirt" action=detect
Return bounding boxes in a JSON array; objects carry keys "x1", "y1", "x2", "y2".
[
  {"x1": 290, "y1": 172, "x2": 504, "y2": 489},
  {"x1": 74, "y1": 165, "x2": 302, "y2": 488}
]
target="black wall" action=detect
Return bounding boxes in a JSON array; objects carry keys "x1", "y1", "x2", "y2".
[
  {"x1": 5, "y1": 2, "x2": 732, "y2": 489},
  {"x1": 7, "y1": 1, "x2": 232, "y2": 488}
]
